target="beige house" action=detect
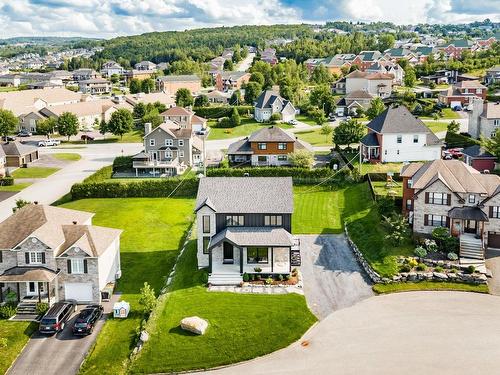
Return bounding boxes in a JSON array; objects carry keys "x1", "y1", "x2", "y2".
[
  {"x1": 468, "y1": 98, "x2": 500, "y2": 139},
  {"x1": 156, "y1": 75, "x2": 201, "y2": 95},
  {"x1": 79, "y1": 78, "x2": 111, "y2": 95},
  {"x1": 345, "y1": 70, "x2": 394, "y2": 98},
  {"x1": 1, "y1": 142, "x2": 39, "y2": 167},
  {"x1": 161, "y1": 106, "x2": 207, "y2": 132}
]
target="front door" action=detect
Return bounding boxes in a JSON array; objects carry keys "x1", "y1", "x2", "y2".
[
  {"x1": 465, "y1": 220, "x2": 477, "y2": 234},
  {"x1": 223, "y1": 242, "x2": 234, "y2": 264},
  {"x1": 26, "y1": 282, "x2": 44, "y2": 296}
]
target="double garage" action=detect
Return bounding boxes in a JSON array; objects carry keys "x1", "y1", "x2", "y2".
[
  {"x1": 64, "y1": 282, "x2": 94, "y2": 303},
  {"x1": 488, "y1": 232, "x2": 500, "y2": 249}
]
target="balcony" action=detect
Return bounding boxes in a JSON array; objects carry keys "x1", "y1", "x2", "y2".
[{"x1": 133, "y1": 158, "x2": 180, "y2": 168}]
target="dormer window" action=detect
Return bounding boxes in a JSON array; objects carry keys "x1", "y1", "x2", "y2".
[
  {"x1": 397, "y1": 135, "x2": 402, "y2": 143},
  {"x1": 469, "y1": 194, "x2": 475, "y2": 204}
]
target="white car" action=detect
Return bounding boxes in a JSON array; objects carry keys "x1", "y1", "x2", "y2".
[
  {"x1": 288, "y1": 119, "x2": 297, "y2": 125},
  {"x1": 38, "y1": 139, "x2": 61, "y2": 147}
]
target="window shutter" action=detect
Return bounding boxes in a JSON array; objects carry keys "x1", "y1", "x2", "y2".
[
  {"x1": 447, "y1": 194, "x2": 451, "y2": 206},
  {"x1": 446, "y1": 216, "x2": 450, "y2": 227},
  {"x1": 425, "y1": 192, "x2": 429, "y2": 204},
  {"x1": 25, "y1": 252, "x2": 30, "y2": 264},
  {"x1": 0, "y1": 251, "x2": 2, "y2": 263},
  {"x1": 67, "y1": 259, "x2": 72, "y2": 274},
  {"x1": 424, "y1": 214, "x2": 428, "y2": 226},
  {"x1": 490, "y1": 206, "x2": 494, "y2": 218},
  {"x1": 41, "y1": 252, "x2": 46, "y2": 264},
  {"x1": 83, "y1": 259, "x2": 88, "y2": 274}
]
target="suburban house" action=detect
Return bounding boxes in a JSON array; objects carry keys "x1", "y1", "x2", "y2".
[
  {"x1": 350, "y1": 50, "x2": 383, "y2": 71},
  {"x1": 260, "y1": 48, "x2": 278, "y2": 65},
  {"x1": 438, "y1": 39, "x2": 474, "y2": 59},
  {"x1": 345, "y1": 70, "x2": 394, "y2": 98},
  {"x1": 214, "y1": 71, "x2": 250, "y2": 92},
  {"x1": 132, "y1": 121, "x2": 204, "y2": 177},
  {"x1": 401, "y1": 159, "x2": 500, "y2": 261},
  {"x1": 0, "y1": 204, "x2": 122, "y2": 307},
  {"x1": 156, "y1": 75, "x2": 201, "y2": 95},
  {"x1": 78, "y1": 78, "x2": 111, "y2": 95},
  {"x1": 207, "y1": 90, "x2": 230, "y2": 104},
  {"x1": 195, "y1": 177, "x2": 299, "y2": 285},
  {"x1": 160, "y1": 106, "x2": 207, "y2": 132},
  {"x1": 383, "y1": 48, "x2": 419, "y2": 65},
  {"x1": 123, "y1": 69, "x2": 157, "y2": 83},
  {"x1": 420, "y1": 69, "x2": 458, "y2": 85},
  {"x1": 227, "y1": 125, "x2": 312, "y2": 166},
  {"x1": 468, "y1": 98, "x2": 500, "y2": 139},
  {"x1": 463, "y1": 145, "x2": 497, "y2": 173},
  {"x1": 304, "y1": 55, "x2": 353, "y2": 76},
  {"x1": 254, "y1": 90, "x2": 296, "y2": 122},
  {"x1": 134, "y1": 61, "x2": 157, "y2": 71},
  {"x1": 72, "y1": 69, "x2": 100, "y2": 82},
  {"x1": 438, "y1": 80, "x2": 487, "y2": 108},
  {"x1": 365, "y1": 61, "x2": 404, "y2": 85},
  {"x1": 0, "y1": 147, "x2": 5, "y2": 177},
  {"x1": 360, "y1": 105, "x2": 442, "y2": 163},
  {"x1": 101, "y1": 61, "x2": 124, "y2": 77},
  {"x1": 1, "y1": 142, "x2": 39, "y2": 167},
  {"x1": 332, "y1": 77, "x2": 347, "y2": 95},
  {"x1": 485, "y1": 66, "x2": 500, "y2": 85},
  {"x1": 122, "y1": 92, "x2": 176, "y2": 109},
  {"x1": 335, "y1": 90, "x2": 374, "y2": 117}
]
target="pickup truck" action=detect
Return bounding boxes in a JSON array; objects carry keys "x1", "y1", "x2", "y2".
[{"x1": 38, "y1": 139, "x2": 61, "y2": 147}]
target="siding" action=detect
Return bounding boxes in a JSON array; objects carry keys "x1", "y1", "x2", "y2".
[{"x1": 215, "y1": 213, "x2": 292, "y2": 232}]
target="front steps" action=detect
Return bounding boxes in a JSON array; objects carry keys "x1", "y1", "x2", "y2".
[
  {"x1": 208, "y1": 273, "x2": 243, "y2": 286},
  {"x1": 460, "y1": 234, "x2": 484, "y2": 260}
]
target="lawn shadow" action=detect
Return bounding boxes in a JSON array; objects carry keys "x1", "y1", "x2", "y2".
[{"x1": 168, "y1": 325, "x2": 199, "y2": 337}]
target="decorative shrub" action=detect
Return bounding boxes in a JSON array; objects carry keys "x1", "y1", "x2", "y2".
[
  {"x1": 285, "y1": 274, "x2": 291, "y2": 281},
  {"x1": 265, "y1": 277, "x2": 274, "y2": 285},
  {"x1": 0, "y1": 304, "x2": 16, "y2": 319},
  {"x1": 5, "y1": 291, "x2": 17, "y2": 304},
  {"x1": 434, "y1": 266, "x2": 444, "y2": 273},
  {"x1": 250, "y1": 274, "x2": 255, "y2": 281},
  {"x1": 466, "y1": 265, "x2": 476, "y2": 274},
  {"x1": 416, "y1": 263, "x2": 427, "y2": 271},
  {"x1": 242, "y1": 273, "x2": 249, "y2": 282},
  {"x1": 414, "y1": 246, "x2": 427, "y2": 258},
  {"x1": 399, "y1": 264, "x2": 411, "y2": 272},
  {"x1": 447, "y1": 252, "x2": 458, "y2": 261},
  {"x1": 36, "y1": 302, "x2": 49, "y2": 316},
  {"x1": 201, "y1": 272, "x2": 209, "y2": 284},
  {"x1": 112, "y1": 156, "x2": 133, "y2": 172},
  {"x1": 0, "y1": 177, "x2": 14, "y2": 186},
  {"x1": 424, "y1": 239, "x2": 438, "y2": 252},
  {"x1": 450, "y1": 268, "x2": 458, "y2": 273},
  {"x1": 278, "y1": 274, "x2": 284, "y2": 281},
  {"x1": 254, "y1": 267, "x2": 262, "y2": 273},
  {"x1": 407, "y1": 258, "x2": 418, "y2": 268},
  {"x1": 292, "y1": 268, "x2": 298, "y2": 277}
]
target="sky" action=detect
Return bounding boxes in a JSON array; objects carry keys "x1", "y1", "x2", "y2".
[{"x1": 0, "y1": 0, "x2": 499, "y2": 39}]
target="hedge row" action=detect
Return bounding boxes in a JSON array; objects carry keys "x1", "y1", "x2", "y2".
[
  {"x1": 206, "y1": 167, "x2": 335, "y2": 179},
  {"x1": 193, "y1": 105, "x2": 253, "y2": 119},
  {"x1": 70, "y1": 178, "x2": 199, "y2": 199},
  {"x1": 0, "y1": 177, "x2": 14, "y2": 186},
  {"x1": 82, "y1": 166, "x2": 113, "y2": 183},
  {"x1": 444, "y1": 132, "x2": 480, "y2": 148},
  {"x1": 113, "y1": 156, "x2": 133, "y2": 172}
]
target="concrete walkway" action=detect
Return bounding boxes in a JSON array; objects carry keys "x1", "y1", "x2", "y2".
[{"x1": 204, "y1": 292, "x2": 500, "y2": 375}]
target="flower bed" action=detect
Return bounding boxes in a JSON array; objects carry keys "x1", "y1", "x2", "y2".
[{"x1": 242, "y1": 269, "x2": 299, "y2": 286}]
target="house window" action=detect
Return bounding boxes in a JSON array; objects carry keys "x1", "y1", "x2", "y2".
[
  {"x1": 258, "y1": 143, "x2": 267, "y2": 150},
  {"x1": 397, "y1": 150, "x2": 400, "y2": 155},
  {"x1": 179, "y1": 150, "x2": 184, "y2": 158},
  {"x1": 247, "y1": 247, "x2": 268, "y2": 264},
  {"x1": 226, "y1": 215, "x2": 244, "y2": 226},
  {"x1": 397, "y1": 135, "x2": 402, "y2": 144},
  {"x1": 203, "y1": 237, "x2": 210, "y2": 254},
  {"x1": 384, "y1": 150, "x2": 387, "y2": 155},
  {"x1": 413, "y1": 135, "x2": 419, "y2": 143},
  {"x1": 492, "y1": 207, "x2": 500, "y2": 219},
  {"x1": 178, "y1": 140, "x2": 184, "y2": 147},
  {"x1": 165, "y1": 151, "x2": 172, "y2": 158},
  {"x1": 149, "y1": 139, "x2": 155, "y2": 147},
  {"x1": 29, "y1": 251, "x2": 43, "y2": 264},
  {"x1": 71, "y1": 258, "x2": 85, "y2": 274},
  {"x1": 494, "y1": 120, "x2": 500, "y2": 126},
  {"x1": 265, "y1": 215, "x2": 282, "y2": 226},
  {"x1": 202, "y1": 215, "x2": 211, "y2": 233},
  {"x1": 407, "y1": 179, "x2": 413, "y2": 188},
  {"x1": 277, "y1": 155, "x2": 287, "y2": 161},
  {"x1": 428, "y1": 192, "x2": 447, "y2": 205},
  {"x1": 427, "y1": 215, "x2": 447, "y2": 227},
  {"x1": 165, "y1": 139, "x2": 173, "y2": 146},
  {"x1": 278, "y1": 143, "x2": 287, "y2": 150},
  {"x1": 468, "y1": 194, "x2": 475, "y2": 204},
  {"x1": 406, "y1": 199, "x2": 412, "y2": 211},
  {"x1": 258, "y1": 156, "x2": 267, "y2": 162}
]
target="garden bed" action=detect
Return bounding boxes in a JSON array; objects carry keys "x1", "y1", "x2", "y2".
[{"x1": 241, "y1": 270, "x2": 299, "y2": 286}]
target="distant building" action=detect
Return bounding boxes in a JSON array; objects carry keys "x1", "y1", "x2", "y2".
[
  {"x1": 254, "y1": 90, "x2": 296, "y2": 123},
  {"x1": 214, "y1": 71, "x2": 250, "y2": 92},
  {"x1": 101, "y1": 61, "x2": 124, "y2": 77},
  {"x1": 78, "y1": 78, "x2": 111, "y2": 95},
  {"x1": 156, "y1": 75, "x2": 201, "y2": 95}
]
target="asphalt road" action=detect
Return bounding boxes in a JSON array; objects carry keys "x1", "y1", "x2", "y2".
[
  {"x1": 7, "y1": 309, "x2": 106, "y2": 375},
  {"x1": 205, "y1": 292, "x2": 500, "y2": 375},
  {"x1": 298, "y1": 235, "x2": 373, "y2": 320}
]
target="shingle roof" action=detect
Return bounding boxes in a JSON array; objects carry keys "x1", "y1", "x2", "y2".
[
  {"x1": 227, "y1": 138, "x2": 253, "y2": 155},
  {"x1": 454, "y1": 80, "x2": 487, "y2": 89},
  {"x1": 1, "y1": 141, "x2": 37, "y2": 156},
  {"x1": 360, "y1": 132, "x2": 379, "y2": 146},
  {"x1": 254, "y1": 90, "x2": 284, "y2": 109},
  {"x1": 346, "y1": 90, "x2": 374, "y2": 100},
  {"x1": 448, "y1": 206, "x2": 489, "y2": 221},
  {"x1": 0, "y1": 267, "x2": 59, "y2": 282},
  {"x1": 482, "y1": 102, "x2": 500, "y2": 119},
  {"x1": 463, "y1": 145, "x2": 496, "y2": 159},
  {"x1": 157, "y1": 75, "x2": 200, "y2": 82},
  {"x1": 59, "y1": 225, "x2": 122, "y2": 257},
  {"x1": 161, "y1": 106, "x2": 193, "y2": 116},
  {"x1": 248, "y1": 126, "x2": 295, "y2": 143},
  {"x1": 195, "y1": 177, "x2": 293, "y2": 214},
  {"x1": 346, "y1": 70, "x2": 393, "y2": 80},
  {"x1": 209, "y1": 227, "x2": 294, "y2": 249}
]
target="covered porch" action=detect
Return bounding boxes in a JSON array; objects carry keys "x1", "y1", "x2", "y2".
[
  {"x1": 360, "y1": 132, "x2": 381, "y2": 163},
  {"x1": 448, "y1": 206, "x2": 488, "y2": 260}
]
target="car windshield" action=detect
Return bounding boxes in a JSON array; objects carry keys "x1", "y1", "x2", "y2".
[
  {"x1": 78, "y1": 309, "x2": 93, "y2": 319},
  {"x1": 41, "y1": 318, "x2": 56, "y2": 325},
  {"x1": 75, "y1": 322, "x2": 88, "y2": 327}
]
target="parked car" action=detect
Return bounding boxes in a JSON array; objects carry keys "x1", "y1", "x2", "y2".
[
  {"x1": 39, "y1": 300, "x2": 77, "y2": 334},
  {"x1": 196, "y1": 128, "x2": 208, "y2": 136},
  {"x1": 81, "y1": 134, "x2": 95, "y2": 141},
  {"x1": 288, "y1": 119, "x2": 297, "y2": 125},
  {"x1": 447, "y1": 148, "x2": 464, "y2": 159},
  {"x1": 3, "y1": 136, "x2": 15, "y2": 142},
  {"x1": 38, "y1": 139, "x2": 61, "y2": 147},
  {"x1": 17, "y1": 130, "x2": 32, "y2": 137},
  {"x1": 72, "y1": 305, "x2": 103, "y2": 336}
]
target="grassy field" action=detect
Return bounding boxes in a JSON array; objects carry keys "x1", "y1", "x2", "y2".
[
  {"x1": 373, "y1": 282, "x2": 489, "y2": 294},
  {"x1": 0, "y1": 182, "x2": 32, "y2": 192},
  {"x1": 0, "y1": 321, "x2": 37, "y2": 374},
  {"x1": 11, "y1": 167, "x2": 59, "y2": 179},
  {"x1": 296, "y1": 114, "x2": 317, "y2": 126},
  {"x1": 295, "y1": 128, "x2": 332, "y2": 146},
  {"x1": 51, "y1": 153, "x2": 81, "y2": 161},
  {"x1": 207, "y1": 118, "x2": 293, "y2": 140},
  {"x1": 61, "y1": 198, "x2": 195, "y2": 375},
  {"x1": 129, "y1": 241, "x2": 316, "y2": 374},
  {"x1": 371, "y1": 180, "x2": 403, "y2": 197},
  {"x1": 423, "y1": 121, "x2": 450, "y2": 134}
]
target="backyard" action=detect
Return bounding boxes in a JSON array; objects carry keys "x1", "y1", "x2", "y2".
[
  {"x1": 295, "y1": 128, "x2": 332, "y2": 146},
  {"x1": 423, "y1": 120, "x2": 450, "y2": 134},
  {"x1": 207, "y1": 118, "x2": 293, "y2": 140},
  {"x1": 0, "y1": 321, "x2": 37, "y2": 374}
]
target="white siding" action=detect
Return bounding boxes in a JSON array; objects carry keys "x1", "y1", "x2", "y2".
[
  {"x1": 97, "y1": 238, "x2": 121, "y2": 290},
  {"x1": 381, "y1": 133, "x2": 441, "y2": 162}
]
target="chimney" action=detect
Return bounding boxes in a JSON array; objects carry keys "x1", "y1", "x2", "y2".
[
  {"x1": 144, "y1": 122, "x2": 152, "y2": 135},
  {"x1": 34, "y1": 201, "x2": 38, "y2": 205},
  {"x1": 72, "y1": 221, "x2": 77, "y2": 225}
]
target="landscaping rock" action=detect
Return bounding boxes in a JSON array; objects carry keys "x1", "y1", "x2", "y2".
[
  {"x1": 140, "y1": 330, "x2": 149, "y2": 342},
  {"x1": 425, "y1": 272, "x2": 434, "y2": 280},
  {"x1": 408, "y1": 272, "x2": 417, "y2": 281},
  {"x1": 433, "y1": 272, "x2": 448, "y2": 280},
  {"x1": 447, "y1": 273, "x2": 458, "y2": 280},
  {"x1": 180, "y1": 316, "x2": 208, "y2": 335},
  {"x1": 392, "y1": 275, "x2": 402, "y2": 282}
]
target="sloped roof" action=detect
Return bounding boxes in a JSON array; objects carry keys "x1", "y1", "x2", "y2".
[
  {"x1": 360, "y1": 132, "x2": 379, "y2": 147},
  {"x1": 161, "y1": 106, "x2": 193, "y2": 116},
  {"x1": 463, "y1": 145, "x2": 496, "y2": 159},
  {"x1": 366, "y1": 105, "x2": 437, "y2": 137},
  {"x1": 346, "y1": 70, "x2": 393, "y2": 80},
  {"x1": 195, "y1": 177, "x2": 293, "y2": 214},
  {"x1": 482, "y1": 102, "x2": 500, "y2": 119},
  {"x1": 1, "y1": 141, "x2": 37, "y2": 156},
  {"x1": 248, "y1": 126, "x2": 295, "y2": 143},
  {"x1": 346, "y1": 90, "x2": 374, "y2": 100},
  {"x1": 454, "y1": 80, "x2": 487, "y2": 89},
  {"x1": 157, "y1": 75, "x2": 200, "y2": 82},
  {"x1": 0, "y1": 88, "x2": 82, "y2": 116},
  {"x1": 59, "y1": 225, "x2": 122, "y2": 257},
  {"x1": 209, "y1": 227, "x2": 294, "y2": 249},
  {"x1": 254, "y1": 90, "x2": 284, "y2": 109}
]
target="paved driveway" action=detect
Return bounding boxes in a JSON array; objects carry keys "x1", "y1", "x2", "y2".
[
  {"x1": 486, "y1": 248, "x2": 500, "y2": 295},
  {"x1": 206, "y1": 292, "x2": 500, "y2": 375},
  {"x1": 7, "y1": 310, "x2": 106, "y2": 375},
  {"x1": 298, "y1": 234, "x2": 373, "y2": 320}
]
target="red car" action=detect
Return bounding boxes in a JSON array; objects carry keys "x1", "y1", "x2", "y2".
[
  {"x1": 444, "y1": 148, "x2": 463, "y2": 159},
  {"x1": 81, "y1": 134, "x2": 95, "y2": 141}
]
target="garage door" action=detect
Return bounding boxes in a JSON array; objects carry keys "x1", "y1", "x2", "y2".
[
  {"x1": 64, "y1": 283, "x2": 93, "y2": 302},
  {"x1": 488, "y1": 232, "x2": 500, "y2": 249}
]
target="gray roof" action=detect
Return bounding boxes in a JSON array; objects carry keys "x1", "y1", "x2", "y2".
[
  {"x1": 254, "y1": 90, "x2": 286, "y2": 109},
  {"x1": 463, "y1": 145, "x2": 496, "y2": 159},
  {"x1": 360, "y1": 132, "x2": 379, "y2": 146},
  {"x1": 209, "y1": 227, "x2": 293, "y2": 249},
  {"x1": 195, "y1": 177, "x2": 293, "y2": 214},
  {"x1": 448, "y1": 206, "x2": 488, "y2": 221},
  {"x1": 227, "y1": 138, "x2": 253, "y2": 155},
  {"x1": 1, "y1": 141, "x2": 37, "y2": 156},
  {"x1": 248, "y1": 126, "x2": 295, "y2": 143},
  {"x1": 157, "y1": 75, "x2": 200, "y2": 82}
]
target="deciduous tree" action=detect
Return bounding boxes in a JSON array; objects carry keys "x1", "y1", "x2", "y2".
[
  {"x1": 108, "y1": 109, "x2": 133, "y2": 139},
  {"x1": 57, "y1": 112, "x2": 79, "y2": 141}
]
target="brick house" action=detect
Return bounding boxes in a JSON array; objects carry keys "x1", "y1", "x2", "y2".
[
  {"x1": 214, "y1": 71, "x2": 250, "y2": 92},
  {"x1": 438, "y1": 80, "x2": 487, "y2": 108},
  {"x1": 156, "y1": 75, "x2": 201, "y2": 95}
]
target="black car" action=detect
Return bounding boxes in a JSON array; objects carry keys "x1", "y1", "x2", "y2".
[
  {"x1": 72, "y1": 305, "x2": 103, "y2": 335},
  {"x1": 2, "y1": 136, "x2": 15, "y2": 142},
  {"x1": 39, "y1": 300, "x2": 77, "y2": 334}
]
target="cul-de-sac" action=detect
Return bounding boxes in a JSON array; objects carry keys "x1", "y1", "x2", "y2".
[{"x1": 0, "y1": 4, "x2": 500, "y2": 374}]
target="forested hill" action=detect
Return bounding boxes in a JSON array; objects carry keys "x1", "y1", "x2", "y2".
[{"x1": 96, "y1": 24, "x2": 313, "y2": 67}]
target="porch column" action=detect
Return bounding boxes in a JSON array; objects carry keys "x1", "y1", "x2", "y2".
[
  {"x1": 37, "y1": 282, "x2": 41, "y2": 303},
  {"x1": 208, "y1": 249, "x2": 212, "y2": 274},
  {"x1": 47, "y1": 282, "x2": 50, "y2": 305},
  {"x1": 239, "y1": 247, "x2": 243, "y2": 274},
  {"x1": 16, "y1": 283, "x2": 20, "y2": 303}
]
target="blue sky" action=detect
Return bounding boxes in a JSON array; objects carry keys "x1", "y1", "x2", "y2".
[{"x1": 0, "y1": 0, "x2": 498, "y2": 38}]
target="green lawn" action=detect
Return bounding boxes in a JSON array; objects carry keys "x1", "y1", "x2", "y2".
[
  {"x1": 295, "y1": 128, "x2": 332, "y2": 146},
  {"x1": 129, "y1": 241, "x2": 316, "y2": 374},
  {"x1": 51, "y1": 153, "x2": 81, "y2": 161},
  {"x1": 11, "y1": 167, "x2": 59, "y2": 179},
  {"x1": 207, "y1": 118, "x2": 293, "y2": 140},
  {"x1": 373, "y1": 282, "x2": 489, "y2": 294},
  {"x1": 0, "y1": 321, "x2": 37, "y2": 374},
  {"x1": 0, "y1": 182, "x2": 32, "y2": 192},
  {"x1": 67, "y1": 130, "x2": 144, "y2": 144},
  {"x1": 371, "y1": 180, "x2": 403, "y2": 197},
  {"x1": 441, "y1": 108, "x2": 461, "y2": 119},
  {"x1": 344, "y1": 151, "x2": 403, "y2": 175},
  {"x1": 61, "y1": 198, "x2": 195, "y2": 375},
  {"x1": 296, "y1": 114, "x2": 317, "y2": 126},
  {"x1": 423, "y1": 121, "x2": 450, "y2": 134}
]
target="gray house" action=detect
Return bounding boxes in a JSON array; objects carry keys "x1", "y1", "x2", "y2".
[
  {"x1": 254, "y1": 90, "x2": 296, "y2": 123},
  {"x1": 469, "y1": 98, "x2": 500, "y2": 139},
  {"x1": 195, "y1": 177, "x2": 299, "y2": 285},
  {"x1": 0, "y1": 204, "x2": 122, "y2": 314},
  {"x1": 132, "y1": 121, "x2": 204, "y2": 177}
]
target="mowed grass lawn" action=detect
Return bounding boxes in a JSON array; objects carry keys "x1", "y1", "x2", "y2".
[
  {"x1": 11, "y1": 166, "x2": 59, "y2": 179},
  {"x1": 130, "y1": 241, "x2": 316, "y2": 374},
  {"x1": 207, "y1": 118, "x2": 293, "y2": 140},
  {"x1": 51, "y1": 152, "x2": 81, "y2": 161},
  {"x1": 0, "y1": 182, "x2": 32, "y2": 192},
  {"x1": 0, "y1": 321, "x2": 37, "y2": 374},
  {"x1": 60, "y1": 197, "x2": 195, "y2": 375},
  {"x1": 423, "y1": 120, "x2": 450, "y2": 134},
  {"x1": 295, "y1": 128, "x2": 332, "y2": 146}
]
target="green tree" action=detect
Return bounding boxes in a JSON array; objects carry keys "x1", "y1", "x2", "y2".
[
  {"x1": 175, "y1": 88, "x2": 194, "y2": 107},
  {"x1": 249, "y1": 72, "x2": 265, "y2": 86},
  {"x1": 108, "y1": 109, "x2": 133, "y2": 139},
  {"x1": 244, "y1": 81, "x2": 262, "y2": 104},
  {"x1": 447, "y1": 120, "x2": 460, "y2": 134},
  {"x1": 140, "y1": 78, "x2": 155, "y2": 93},
  {"x1": 133, "y1": 102, "x2": 147, "y2": 119},
  {"x1": 311, "y1": 65, "x2": 333, "y2": 85},
  {"x1": 383, "y1": 214, "x2": 410, "y2": 246},
  {"x1": 229, "y1": 90, "x2": 241, "y2": 106},
  {"x1": 142, "y1": 108, "x2": 163, "y2": 127},
  {"x1": 129, "y1": 78, "x2": 141, "y2": 94},
  {"x1": 36, "y1": 117, "x2": 57, "y2": 139},
  {"x1": 377, "y1": 34, "x2": 395, "y2": 52},
  {"x1": 404, "y1": 66, "x2": 417, "y2": 87},
  {"x1": 482, "y1": 132, "x2": 500, "y2": 160},
  {"x1": 223, "y1": 59, "x2": 234, "y2": 71},
  {"x1": 194, "y1": 94, "x2": 209, "y2": 107},
  {"x1": 333, "y1": 119, "x2": 365, "y2": 149},
  {"x1": 233, "y1": 45, "x2": 242, "y2": 63},
  {"x1": 0, "y1": 109, "x2": 18, "y2": 139},
  {"x1": 110, "y1": 74, "x2": 119, "y2": 84},
  {"x1": 99, "y1": 119, "x2": 108, "y2": 139},
  {"x1": 310, "y1": 107, "x2": 327, "y2": 125},
  {"x1": 230, "y1": 107, "x2": 241, "y2": 127},
  {"x1": 139, "y1": 282, "x2": 156, "y2": 315},
  {"x1": 320, "y1": 123, "x2": 334, "y2": 142},
  {"x1": 288, "y1": 149, "x2": 314, "y2": 169},
  {"x1": 309, "y1": 85, "x2": 336, "y2": 116},
  {"x1": 57, "y1": 112, "x2": 79, "y2": 141},
  {"x1": 366, "y1": 97, "x2": 386, "y2": 120}
]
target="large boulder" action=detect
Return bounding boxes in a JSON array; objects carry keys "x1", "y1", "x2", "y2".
[{"x1": 180, "y1": 316, "x2": 208, "y2": 335}]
